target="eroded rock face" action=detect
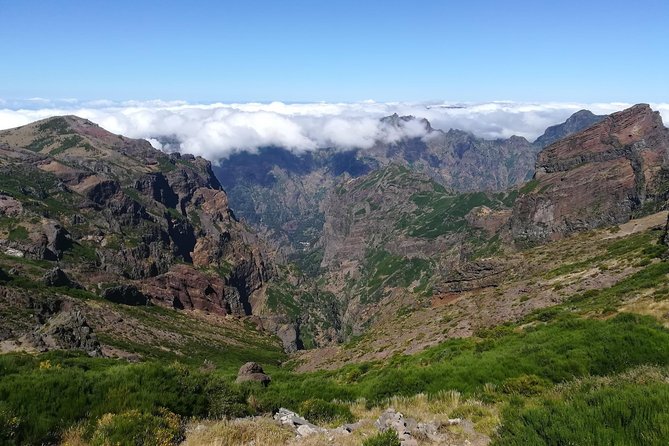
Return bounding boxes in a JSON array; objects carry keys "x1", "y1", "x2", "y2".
[
  {"x1": 140, "y1": 264, "x2": 244, "y2": 314},
  {"x1": 512, "y1": 104, "x2": 669, "y2": 245}
]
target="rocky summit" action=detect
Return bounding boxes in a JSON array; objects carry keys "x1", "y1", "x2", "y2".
[{"x1": 511, "y1": 104, "x2": 669, "y2": 244}]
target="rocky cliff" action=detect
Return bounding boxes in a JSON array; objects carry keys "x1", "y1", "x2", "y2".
[
  {"x1": 0, "y1": 116, "x2": 270, "y2": 320},
  {"x1": 511, "y1": 104, "x2": 669, "y2": 244}
]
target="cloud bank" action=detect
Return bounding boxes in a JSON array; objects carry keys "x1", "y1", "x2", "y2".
[{"x1": 1, "y1": 99, "x2": 667, "y2": 161}]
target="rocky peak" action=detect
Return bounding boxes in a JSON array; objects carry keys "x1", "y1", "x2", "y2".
[
  {"x1": 536, "y1": 104, "x2": 664, "y2": 176},
  {"x1": 380, "y1": 113, "x2": 433, "y2": 132},
  {"x1": 511, "y1": 104, "x2": 669, "y2": 245},
  {"x1": 534, "y1": 109, "x2": 606, "y2": 148}
]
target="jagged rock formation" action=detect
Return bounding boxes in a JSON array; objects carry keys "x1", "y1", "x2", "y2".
[
  {"x1": 511, "y1": 104, "x2": 669, "y2": 244},
  {"x1": 28, "y1": 309, "x2": 101, "y2": 357},
  {"x1": 0, "y1": 116, "x2": 275, "y2": 343}
]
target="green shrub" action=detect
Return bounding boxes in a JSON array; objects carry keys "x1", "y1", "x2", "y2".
[
  {"x1": 205, "y1": 376, "x2": 251, "y2": 418},
  {"x1": 363, "y1": 430, "x2": 402, "y2": 446},
  {"x1": 298, "y1": 398, "x2": 355, "y2": 425},
  {"x1": 494, "y1": 380, "x2": 669, "y2": 445},
  {"x1": 90, "y1": 408, "x2": 182, "y2": 446}
]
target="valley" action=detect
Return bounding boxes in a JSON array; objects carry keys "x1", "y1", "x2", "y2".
[{"x1": 1, "y1": 104, "x2": 669, "y2": 445}]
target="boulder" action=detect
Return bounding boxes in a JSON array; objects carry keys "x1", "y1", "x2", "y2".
[
  {"x1": 29, "y1": 309, "x2": 101, "y2": 357},
  {"x1": 236, "y1": 361, "x2": 271, "y2": 386}
]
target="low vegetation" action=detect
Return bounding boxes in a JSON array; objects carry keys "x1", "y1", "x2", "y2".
[{"x1": 6, "y1": 309, "x2": 667, "y2": 444}]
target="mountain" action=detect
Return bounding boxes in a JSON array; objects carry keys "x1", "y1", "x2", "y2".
[
  {"x1": 314, "y1": 164, "x2": 515, "y2": 336},
  {"x1": 533, "y1": 109, "x2": 606, "y2": 148},
  {"x1": 214, "y1": 116, "x2": 537, "y2": 263},
  {"x1": 289, "y1": 103, "x2": 669, "y2": 344},
  {"x1": 215, "y1": 109, "x2": 608, "y2": 262},
  {"x1": 293, "y1": 103, "x2": 669, "y2": 367},
  {"x1": 511, "y1": 104, "x2": 669, "y2": 244},
  {"x1": 0, "y1": 116, "x2": 277, "y2": 355}
]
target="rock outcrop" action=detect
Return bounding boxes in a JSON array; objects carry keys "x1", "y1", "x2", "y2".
[
  {"x1": 511, "y1": 104, "x2": 669, "y2": 245},
  {"x1": 375, "y1": 408, "x2": 461, "y2": 446},
  {"x1": 28, "y1": 310, "x2": 101, "y2": 357},
  {"x1": 41, "y1": 267, "x2": 81, "y2": 289}
]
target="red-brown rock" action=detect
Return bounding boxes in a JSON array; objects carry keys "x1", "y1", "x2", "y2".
[{"x1": 512, "y1": 104, "x2": 669, "y2": 244}]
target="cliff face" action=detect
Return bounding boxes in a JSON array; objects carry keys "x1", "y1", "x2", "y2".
[
  {"x1": 0, "y1": 116, "x2": 270, "y2": 316},
  {"x1": 511, "y1": 104, "x2": 669, "y2": 245}
]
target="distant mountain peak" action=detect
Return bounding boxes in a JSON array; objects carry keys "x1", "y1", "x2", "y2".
[
  {"x1": 534, "y1": 109, "x2": 606, "y2": 148},
  {"x1": 380, "y1": 113, "x2": 433, "y2": 132}
]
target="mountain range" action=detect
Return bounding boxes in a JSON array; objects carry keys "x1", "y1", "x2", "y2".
[{"x1": 1, "y1": 104, "x2": 669, "y2": 445}]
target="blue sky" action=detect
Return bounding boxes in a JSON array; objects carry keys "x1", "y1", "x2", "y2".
[{"x1": 0, "y1": 0, "x2": 667, "y2": 102}]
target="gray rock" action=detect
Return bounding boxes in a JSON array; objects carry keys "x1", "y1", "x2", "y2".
[
  {"x1": 236, "y1": 361, "x2": 271, "y2": 386},
  {"x1": 29, "y1": 310, "x2": 101, "y2": 357},
  {"x1": 41, "y1": 267, "x2": 81, "y2": 289},
  {"x1": 274, "y1": 408, "x2": 315, "y2": 428},
  {"x1": 262, "y1": 316, "x2": 300, "y2": 353},
  {"x1": 44, "y1": 222, "x2": 72, "y2": 259},
  {"x1": 375, "y1": 408, "x2": 418, "y2": 446}
]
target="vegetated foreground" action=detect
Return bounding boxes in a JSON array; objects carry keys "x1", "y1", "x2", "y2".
[{"x1": 2, "y1": 215, "x2": 669, "y2": 445}]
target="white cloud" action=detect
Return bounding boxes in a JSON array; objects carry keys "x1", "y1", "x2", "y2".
[{"x1": 0, "y1": 99, "x2": 667, "y2": 161}]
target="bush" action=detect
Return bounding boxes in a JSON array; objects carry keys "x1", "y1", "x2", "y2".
[
  {"x1": 90, "y1": 409, "x2": 182, "y2": 446},
  {"x1": 298, "y1": 398, "x2": 354, "y2": 425},
  {"x1": 363, "y1": 430, "x2": 401, "y2": 446},
  {"x1": 205, "y1": 376, "x2": 251, "y2": 419}
]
